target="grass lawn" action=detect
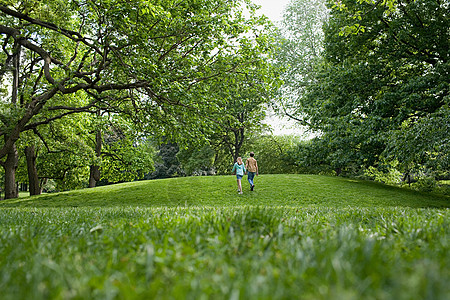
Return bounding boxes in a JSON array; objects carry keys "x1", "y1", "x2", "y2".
[
  {"x1": 3, "y1": 174, "x2": 449, "y2": 208},
  {"x1": 0, "y1": 175, "x2": 449, "y2": 299}
]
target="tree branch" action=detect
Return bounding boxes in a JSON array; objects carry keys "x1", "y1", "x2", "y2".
[{"x1": 0, "y1": 5, "x2": 102, "y2": 55}]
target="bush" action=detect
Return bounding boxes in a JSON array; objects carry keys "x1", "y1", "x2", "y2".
[{"x1": 364, "y1": 163, "x2": 402, "y2": 185}]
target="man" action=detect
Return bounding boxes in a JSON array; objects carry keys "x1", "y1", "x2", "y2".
[{"x1": 245, "y1": 152, "x2": 259, "y2": 191}]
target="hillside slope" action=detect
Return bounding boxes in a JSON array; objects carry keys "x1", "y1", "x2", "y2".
[{"x1": 1, "y1": 175, "x2": 448, "y2": 208}]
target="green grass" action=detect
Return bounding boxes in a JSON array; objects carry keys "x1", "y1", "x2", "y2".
[
  {"x1": 0, "y1": 175, "x2": 449, "y2": 299},
  {"x1": 2, "y1": 175, "x2": 448, "y2": 208}
]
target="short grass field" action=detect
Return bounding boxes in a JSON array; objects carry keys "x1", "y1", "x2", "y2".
[{"x1": 0, "y1": 175, "x2": 449, "y2": 299}]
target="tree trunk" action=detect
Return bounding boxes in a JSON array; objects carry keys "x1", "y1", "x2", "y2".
[
  {"x1": 89, "y1": 165, "x2": 101, "y2": 187},
  {"x1": 231, "y1": 126, "x2": 244, "y2": 163},
  {"x1": 25, "y1": 145, "x2": 41, "y2": 196},
  {"x1": 2, "y1": 42, "x2": 21, "y2": 199},
  {"x1": 11, "y1": 42, "x2": 20, "y2": 105},
  {"x1": 89, "y1": 130, "x2": 102, "y2": 188},
  {"x1": 3, "y1": 142, "x2": 18, "y2": 199}
]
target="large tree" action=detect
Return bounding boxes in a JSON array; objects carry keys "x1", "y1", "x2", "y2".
[
  {"x1": 0, "y1": 0, "x2": 272, "y2": 198},
  {"x1": 99, "y1": 116, "x2": 155, "y2": 184},
  {"x1": 208, "y1": 48, "x2": 281, "y2": 165},
  {"x1": 15, "y1": 109, "x2": 96, "y2": 194},
  {"x1": 298, "y1": 0, "x2": 449, "y2": 175},
  {"x1": 274, "y1": 0, "x2": 329, "y2": 126}
]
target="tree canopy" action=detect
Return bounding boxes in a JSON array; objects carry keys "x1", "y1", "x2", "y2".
[
  {"x1": 0, "y1": 0, "x2": 277, "y2": 197},
  {"x1": 276, "y1": 0, "x2": 449, "y2": 182}
]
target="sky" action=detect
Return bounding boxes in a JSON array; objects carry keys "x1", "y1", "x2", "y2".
[{"x1": 252, "y1": 0, "x2": 291, "y2": 23}]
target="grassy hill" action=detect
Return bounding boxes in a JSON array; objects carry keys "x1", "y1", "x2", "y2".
[
  {"x1": 1, "y1": 175, "x2": 449, "y2": 300},
  {"x1": 1, "y1": 174, "x2": 448, "y2": 208}
]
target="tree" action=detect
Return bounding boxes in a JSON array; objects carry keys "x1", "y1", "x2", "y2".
[
  {"x1": 208, "y1": 48, "x2": 281, "y2": 165},
  {"x1": 15, "y1": 111, "x2": 96, "y2": 193},
  {"x1": 328, "y1": 0, "x2": 406, "y2": 36},
  {"x1": 246, "y1": 134, "x2": 300, "y2": 174},
  {"x1": 296, "y1": 0, "x2": 449, "y2": 175},
  {"x1": 177, "y1": 144, "x2": 215, "y2": 176},
  {"x1": 273, "y1": 0, "x2": 329, "y2": 126},
  {"x1": 99, "y1": 117, "x2": 155, "y2": 184},
  {"x1": 0, "y1": 0, "x2": 273, "y2": 198},
  {"x1": 150, "y1": 142, "x2": 183, "y2": 179}
]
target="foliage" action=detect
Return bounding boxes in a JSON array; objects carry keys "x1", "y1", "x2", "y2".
[
  {"x1": 0, "y1": 0, "x2": 276, "y2": 197},
  {"x1": 149, "y1": 142, "x2": 183, "y2": 180},
  {"x1": 99, "y1": 117, "x2": 155, "y2": 184},
  {"x1": 246, "y1": 134, "x2": 300, "y2": 174},
  {"x1": 364, "y1": 160, "x2": 403, "y2": 185},
  {"x1": 331, "y1": 0, "x2": 410, "y2": 35},
  {"x1": 288, "y1": 136, "x2": 368, "y2": 176},
  {"x1": 177, "y1": 144, "x2": 216, "y2": 176},
  {"x1": 284, "y1": 0, "x2": 449, "y2": 179},
  {"x1": 207, "y1": 49, "x2": 281, "y2": 164},
  {"x1": 15, "y1": 112, "x2": 96, "y2": 191},
  {"x1": 273, "y1": 0, "x2": 328, "y2": 125},
  {"x1": 10, "y1": 109, "x2": 155, "y2": 191},
  {"x1": 385, "y1": 104, "x2": 450, "y2": 175},
  {"x1": 363, "y1": 160, "x2": 450, "y2": 194}
]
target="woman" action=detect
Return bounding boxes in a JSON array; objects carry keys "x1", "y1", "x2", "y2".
[{"x1": 231, "y1": 157, "x2": 246, "y2": 194}]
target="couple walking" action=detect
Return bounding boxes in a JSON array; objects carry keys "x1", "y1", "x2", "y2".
[{"x1": 231, "y1": 152, "x2": 259, "y2": 194}]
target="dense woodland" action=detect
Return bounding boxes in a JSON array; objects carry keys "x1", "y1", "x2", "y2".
[{"x1": 1, "y1": 0, "x2": 448, "y2": 198}]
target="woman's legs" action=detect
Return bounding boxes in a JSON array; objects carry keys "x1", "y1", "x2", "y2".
[{"x1": 237, "y1": 179, "x2": 242, "y2": 193}]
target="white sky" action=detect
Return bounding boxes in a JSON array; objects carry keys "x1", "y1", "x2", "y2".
[{"x1": 252, "y1": 0, "x2": 291, "y2": 23}]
